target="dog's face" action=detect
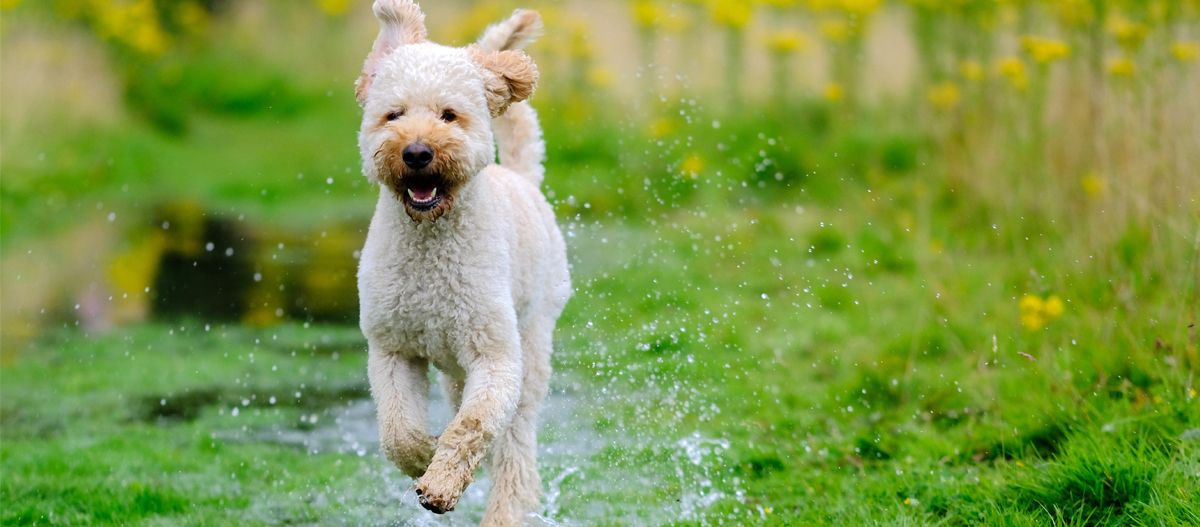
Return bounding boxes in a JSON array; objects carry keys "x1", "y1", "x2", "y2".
[{"x1": 356, "y1": 1, "x2": 537, "y2": 223}]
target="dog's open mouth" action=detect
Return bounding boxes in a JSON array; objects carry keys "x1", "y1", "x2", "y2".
[{"x1": 403, "y1": 177, "x2": 443, "y2": 211}]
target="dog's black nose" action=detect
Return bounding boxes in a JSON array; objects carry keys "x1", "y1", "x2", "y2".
[{"x1": 402, "y1": 143, "x2": 434, "y2": 170}]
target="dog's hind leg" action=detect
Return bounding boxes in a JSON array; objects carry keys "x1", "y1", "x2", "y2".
[
  {"x1": 368, "y1": 346, "x2": 437, "y2": 479},
  {"x1": 481, "y1": 317, "x2": 554, "y2": 527}
]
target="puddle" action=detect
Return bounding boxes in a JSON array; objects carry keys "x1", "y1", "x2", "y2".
[{"x1": 213, "y1": 373, "x2": 741, "y2": 526}]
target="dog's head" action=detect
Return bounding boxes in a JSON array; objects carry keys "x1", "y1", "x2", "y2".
[{"x1": 355, "y1": 0, "x2": 538, "y2": 223}]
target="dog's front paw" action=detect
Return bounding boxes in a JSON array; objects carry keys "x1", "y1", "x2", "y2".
[
  {"x1": 413, "y1": 465, "x2": 471, "y2": 514},
  {"x1": 381, "y1": 432, "x2": 437, "y2": 479}
]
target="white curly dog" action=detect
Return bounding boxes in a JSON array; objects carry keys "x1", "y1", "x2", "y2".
[{"x1": 353, "y1": 2, "x2": 570, "y2": 525}]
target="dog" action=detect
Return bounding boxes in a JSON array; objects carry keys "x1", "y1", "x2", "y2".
[{"x1": 353, "y1": 2, "x2": 571, "y2": 525}]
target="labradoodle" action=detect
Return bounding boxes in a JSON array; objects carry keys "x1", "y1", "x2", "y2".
[{"x1": 353, "y1": 2, "x2": 570, "y2": 525}]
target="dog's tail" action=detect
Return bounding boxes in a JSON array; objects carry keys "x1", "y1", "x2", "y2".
[{"x1": 479, "y1": 10, "x2": 546, "y2": 187}]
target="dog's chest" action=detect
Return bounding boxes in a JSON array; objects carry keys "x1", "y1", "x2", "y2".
[{"x1": 358, "y1": 212, "x2": 506, "y2": 373}]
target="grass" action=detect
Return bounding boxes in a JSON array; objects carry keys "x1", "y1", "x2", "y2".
[{"x1": 3, "y1": 3, "x2": 1200, "y2": 525}]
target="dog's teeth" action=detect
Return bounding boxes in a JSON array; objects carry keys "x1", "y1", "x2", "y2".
[
  {"x1": 430, "y1": 188, "x2": 437, "y2": 198},
  {"x1": 408, "y1": 189, "x2": 416, "y2": 199}
]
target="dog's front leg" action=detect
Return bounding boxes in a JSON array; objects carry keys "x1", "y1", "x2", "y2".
[
  {"x1": 415, "y1": 321, "x2": 522, "y2": 515},
  {"x1": 368, "y1": 347, "x2": 437, "y2": 479}
]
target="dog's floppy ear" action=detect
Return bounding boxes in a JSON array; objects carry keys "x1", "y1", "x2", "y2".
[
  {"x1": 355, "y1": 0, "x2": 428, "y2": 106},
  {"x1": 468, "y1": 46, "x2": 538, "y2": 117}
]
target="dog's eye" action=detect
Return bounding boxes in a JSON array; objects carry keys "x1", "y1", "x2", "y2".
[
  {"x1": 386, "y1": 110, "x2": 404, "y2": 121},
  {"x1": 440, "y1": 110, "x2": 457, "y2": 123}
]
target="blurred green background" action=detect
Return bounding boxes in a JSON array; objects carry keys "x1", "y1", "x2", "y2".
[{"x1": 2, "y1": 0, "x2": 1198, "y2": 525}]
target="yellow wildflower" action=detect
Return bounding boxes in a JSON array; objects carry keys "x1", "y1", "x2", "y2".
[
  {"x1": 819, "y1": 18, "x2": 850, "y2": 41},
  {"x1": 805, "y1": 0, "x2": 838, "y2": 11},
  {"x1": 567, "y1": 20, "x2": 593, "y2": 60},
  {"x1": 1108, "y1": 58, "x2": 1135, "y2": 77},
  {"x1": 681, "y1": 155, "x2": 705, "y2": 177},
  {"x1": 317, "y1": 0, "x2": 351, "y2": 16},
  {"x1": 587, "y1": 66, "x2": 615, "y2": 88},
  {"x1": 1107, "y1": 16, "x2": 1147, "y2": 52},
  {"x1": 648, "y1": 118, "x2": 675, "y2": 138},
  {"x1": 1021, "y1": 35, "x2": 1070, "y2": 64},
  {"x1": 927, "y1": 82, "x2": 961, "y2": 110},
  {"x1": 1043, "y1": 295, "x2": 1064, "y2": 318},
  {"x1": 768, "y1": 30, "x2": 811, "y2": 54},
  {"x1": 1081, "y1": 173, "x2": 1106, "y2": 196},
  {"x1": 633, "y1": 0, "x2": 665, "y2": 28},
  {"x1": 1172, "y1": 41, "x2": 1200, "y2": 61},
  {"x1": 1055, "y1": 0, "x2": 1095, "y2": 27},
  {"x1": 824, "y1": 82, "x2": 844, "y2": 101},
  {"x1": 711, "y1": 0, "x2": 753, "y2": 28},
  {"x1": 840, "y1": 0, "x2": 882, "y2": 16},
  {"x1": 1019, "y1": 294, "x2": 1065, "y2": 330},
  {"x1": 996, "y1": 57, "x2": 1028, "y2": 90},
  {"x1": 174, "y1": 1, "x2": 209, "y2": 35},
  {"x1": 960, "y1": 60, "x2": 986, "y2": 82}
]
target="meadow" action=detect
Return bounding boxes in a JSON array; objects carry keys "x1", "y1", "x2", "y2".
[{"x1": 2, "y1": 0, "x2": 1199, "y2": 525}]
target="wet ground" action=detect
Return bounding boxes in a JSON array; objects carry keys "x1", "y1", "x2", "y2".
[{"x1": 206, "y1": 371, "x2": 744, "y2": 526}]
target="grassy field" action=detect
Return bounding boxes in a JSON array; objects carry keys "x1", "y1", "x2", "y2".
[{"x1": 3, "y1": 1, "x2": 1200, "y2": 525}]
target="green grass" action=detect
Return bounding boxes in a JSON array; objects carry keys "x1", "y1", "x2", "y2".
[{"x1": 3, "y1": 7, "x2": 1200, "y2": 525}]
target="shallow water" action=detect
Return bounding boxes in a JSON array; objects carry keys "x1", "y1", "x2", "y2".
[{"x1": 216, "y1": 373, "x2": 741, "y2": 526}]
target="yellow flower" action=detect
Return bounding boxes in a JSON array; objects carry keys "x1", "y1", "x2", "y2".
[
  {"x1": 960, "y1": 60, "x2": 986, "y2": 82},
  {"x1": 681, "y1": 154, "x2": 705, "y2": 177},
  {"x1": 1107, "y1": 16, "x2": 1147, "y2": 52},
  {"x1": 1055, "y1": 0, "x2": 1095, "y2": 27},
  {"x1": 927, "y1": 82, "x2": 961, "y2": 110},
  {"x1": 633, "y1": 0, "x2": 665, "y2": 28},
  {"x1": 768, "y1": 30, "x2": 811, "y2": 54},
  {"x1": 648, "y1": 118, "x2": 676, "y2": 138},
  {"x1": 1108, "y1": 58, "x2": 1135, "y2": 77},
  {"x1": 996, "y1": 56, "x2": 1028, "y2": 90},
  {"x1": 839, "y1": 0, "x2": 882, "y2": 16},
  {"x1": 1172, "y1": 41, "x2": 1200, "y2": 61},
  {"x1": 823, "y1": 82, "x2": 844, "y2": 101},
  {"x1": 711, "y1": 0, "x2": 753, "y2": 28},
  {"x1": 1081, "y1": 173, "x2": 1106, "y2": 196},
  {"x1": 1043, "y1": 295, "x2": 1064, "y2": 318},
  {"x1": 819, "y1": 18, "x2": 850, "y2": 41},
  {"x1": 317, "y1": 0, "x2": 350, "y2": 16},
  {"x1": 174, "y1": 1, "x2": 209, "y2": 35},
  {"x1": 96, "y1": 0, "x2": 171, "y2": 56},
  {"x1": 566, "y1": 20, "x2": 593, "y2": 60},
  {"x1": 1019, "y1": 294, "x2": 1065, "y2": 330},
  {"x1": 587, "y1": 66, "x2": 615, "y2": 88},
  {"x1": 0, "y1": 0, "x2": 23, "y2": 9},
  {"x1": 1021, "y1": 35, "x2": 1071, "y2": 64}
]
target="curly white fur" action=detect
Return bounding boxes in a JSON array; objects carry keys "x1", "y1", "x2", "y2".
[{"x1": 354, "y1": 3, "x2": 569, "y2": 526}]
